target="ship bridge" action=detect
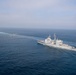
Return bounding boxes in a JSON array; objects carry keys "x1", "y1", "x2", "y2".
[{"x1": 45, "y1": 36, "x2": 52, "y2": 44}]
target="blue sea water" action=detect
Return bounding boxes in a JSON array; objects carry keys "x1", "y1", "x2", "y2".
[{"x1": 0, "y1": 28, "x2": 76, "y2": 75}]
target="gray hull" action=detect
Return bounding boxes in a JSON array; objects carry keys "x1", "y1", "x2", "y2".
[{"x1": 38, "y1": 40, "x2": 76, "y2": 51}]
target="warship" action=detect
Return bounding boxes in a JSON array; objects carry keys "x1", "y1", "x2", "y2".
[{"x1": 37, "y1": 34, "x2": 76, "y2": 51}]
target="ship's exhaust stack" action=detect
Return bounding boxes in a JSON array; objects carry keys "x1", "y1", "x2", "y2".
[{"x1": 54, "y1": 33, "x2": 56, "y2": 44}]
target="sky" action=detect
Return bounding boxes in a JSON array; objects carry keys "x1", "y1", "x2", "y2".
[{"x1": 0, "y1": 0, "x2": 76, "y2": 29}]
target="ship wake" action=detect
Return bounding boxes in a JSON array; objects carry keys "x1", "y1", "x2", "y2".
[{"x1": 0, "y1": 32, "x2": 42, "y2": 41}]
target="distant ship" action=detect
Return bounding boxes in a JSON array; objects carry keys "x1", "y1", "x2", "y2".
[{"x1": 37, "y1": 34, "x2": 76, "y2": 51}]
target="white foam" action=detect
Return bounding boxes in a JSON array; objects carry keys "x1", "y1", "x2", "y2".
[{"x1": 0, "y1": 32, "x2": 42, "y2": 40}]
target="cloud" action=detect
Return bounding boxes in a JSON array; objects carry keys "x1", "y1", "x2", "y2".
[
  {"x1": 8, "y1": 0, "x2": 58, "y2": 9},
  {"x1": 0, "y1": 0, "x2": 76, "y2": 29},
  {"x1": 7, "y1": 0, "x2": 76, "y2": 11}
]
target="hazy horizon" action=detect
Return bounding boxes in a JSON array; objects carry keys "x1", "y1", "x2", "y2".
[
  {"x1": 0, "y1": 26, "x2": 76, "y2": 30},
  {"x1": 0, "y1": 0, "x2": 76, "y2": 29}
]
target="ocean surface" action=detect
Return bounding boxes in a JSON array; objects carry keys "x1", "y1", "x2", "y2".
[{"x1": 0, "y1": 28, "x2": 76, "y2": 75}]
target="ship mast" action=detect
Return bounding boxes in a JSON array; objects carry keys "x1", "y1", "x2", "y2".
[
  {"x1": 48, "y1": 34, "x2": 51, "y2": 38},
  {"x1": 54, "y1": 33, "x2": 56, "y2": 44}
]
